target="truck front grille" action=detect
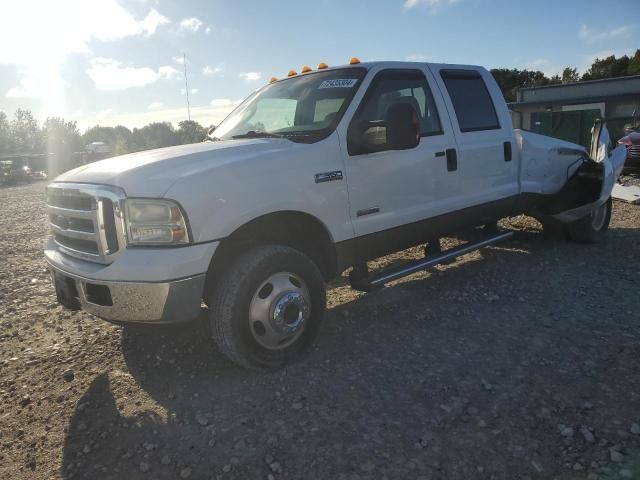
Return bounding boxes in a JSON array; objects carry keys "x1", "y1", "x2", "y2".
[{"x1": 46, "y1": 183, "x2": 126, "y2": 264}]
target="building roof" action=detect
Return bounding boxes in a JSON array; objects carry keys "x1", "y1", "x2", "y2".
[{"x1": 515, "y1": 75, "x2": 640, "y2": 105}]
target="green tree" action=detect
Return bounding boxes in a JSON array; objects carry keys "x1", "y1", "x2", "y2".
[
  {"x1": 131, "y1": 122, "x2": 177, "y2": 150},
  {"x1": 490, "y1": 68, "x2": 555, "y2": 102},
  {"x1": 113, "y1": 134, "x2": 130, "y2": 156},
  {"x1": 177, "y1": 120, "x2": 206, "y2": 145},
  {"x1": 10, "y1": 109, "x2": 41, "y2": 153},
  {"x1": 628, "y1": 49, "x2": 640, "y2": 76},
  {"x1": 42, "y1": 117, "x2": 82, "y2": 174},
  {"x1": 0, "y1": 111, "x2": 11, "y2": 154},
  {"x1": 82, "y1": 125, "x2": 117, "y2": 148},
  {"x1": 582, "y1": 54, "x2": 630, "y2": 80},
  {"x1": 561, "y1": 67, "x2": 580, "y2": 83}
]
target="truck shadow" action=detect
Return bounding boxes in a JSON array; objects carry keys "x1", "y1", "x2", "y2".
[{"x1": 59, "y1": 222, "x2": 639, "y2": 479}]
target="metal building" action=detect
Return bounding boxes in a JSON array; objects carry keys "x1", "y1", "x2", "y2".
[{"x1": 509, "y1": 75, "x2": 640, "y2": 148}]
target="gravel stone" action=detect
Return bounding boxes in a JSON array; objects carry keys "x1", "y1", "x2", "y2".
[
  {"x1": 610, "y1": 449, "x2": 625, "y2": 463},
  {"x1": 561, "y1": 427, "x2": 575, "y2": 438}
]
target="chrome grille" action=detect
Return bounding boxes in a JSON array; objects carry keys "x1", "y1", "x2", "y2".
[{"x1": 46, "y1": 183, "x2": 127, "y2": 264}]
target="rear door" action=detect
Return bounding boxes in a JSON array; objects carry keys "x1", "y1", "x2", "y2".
[{"x1": 429, "y1": 66, "x2": 519, "y2": 210}]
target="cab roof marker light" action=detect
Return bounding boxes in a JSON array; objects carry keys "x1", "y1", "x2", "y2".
[
  {"x1": 317, "y1": 62, "x2": 328, "y2": 69},
  {"x1": 287, "y1": 70, "x2": 297, "y2": 77},
  {"x1": 349, "y1": 57, "x2": 360, "y2": 65},
  {"x1": 269, "y1": 76, "x2": 278, "y2": 84},
  {"x1": 301, "y1": 65, "x2": 312, "y2": 73}
]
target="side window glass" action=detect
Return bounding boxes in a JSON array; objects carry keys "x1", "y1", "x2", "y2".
[
  {"x1": 348, "y1": 70, "x2": 442, "y2": 155},
  {"x1": 440, "y1": 70, "x2": 500, "y2": 132}
]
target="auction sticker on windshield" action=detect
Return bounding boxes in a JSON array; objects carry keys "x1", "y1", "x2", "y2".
[{"x1": 318, "y1": 79, "x2": 358, "y2": 89}]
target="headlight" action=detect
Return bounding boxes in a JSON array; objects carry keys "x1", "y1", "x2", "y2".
[{"x1": 125, "y1": 199, "x2": 190, "y2": 246}]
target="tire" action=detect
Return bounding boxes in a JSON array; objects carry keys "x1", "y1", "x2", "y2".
[
  {"x1": 206, "y1": 245, "x2": 326, "y2": 370},
  {"x1": 565, "y1": 196, "x2": 612, "y2": 244}
]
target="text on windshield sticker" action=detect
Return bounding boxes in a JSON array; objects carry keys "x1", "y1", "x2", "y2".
[{"x1": 318, "y1": 79, "x2": 358, "y2": 89}]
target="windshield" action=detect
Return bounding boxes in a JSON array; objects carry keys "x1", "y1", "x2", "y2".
[{"x1": 212, "y1": 67, "x2": 367, "y2": 143}]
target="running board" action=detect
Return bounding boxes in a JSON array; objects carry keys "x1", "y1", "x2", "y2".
[{"x1": 350, "y1": 231, "x2": 514, "y2": 292}]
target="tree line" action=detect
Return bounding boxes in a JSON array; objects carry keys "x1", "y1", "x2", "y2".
[
  {"x1": 0, "y1": 110, "x2": 210, "y2": 172},
  {"x1": 490, "y1": 49, "x2": 640, "y2": 102},
  {"x1": 1, "y1": 50, "x2": 638, "y2": 169}
]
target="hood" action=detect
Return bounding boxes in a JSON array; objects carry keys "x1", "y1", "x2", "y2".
[{"x1": 54, "y1": 139, "x2": 294, "y2": 197}]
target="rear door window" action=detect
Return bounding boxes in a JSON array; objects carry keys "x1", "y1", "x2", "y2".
[{"x1": 441, "y1": 70, "x2": 500, "y2": 132}]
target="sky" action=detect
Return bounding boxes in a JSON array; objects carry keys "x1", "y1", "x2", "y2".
[{"x1": 0, "y1": 0, "x2": 638, "y2": 132}]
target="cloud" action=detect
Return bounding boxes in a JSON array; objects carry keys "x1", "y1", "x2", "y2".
[
  {"x1": 87, "y1": 58, "x2": 179, "y2": 90},
  {"x1": 181, "y1": 88, "x2": 199, "y2": 95},
  {"x1": 96, "y1": 108, "x2": 114, "y2": 120},
  {"x1": 0, "y1": 0, "x2": 170, "y2": 111},
  {"x1": 404, "y1": 0, "x2": 458, "y2": 9},
  {"x1": 203, "y1": 65, "x2": 223, "y2": 77},
  {"x1": 158, "y1": 65, "x2": 180, "y2": 79},
  {"x1": 179, "y1": 17, "x2": 204, "y2": 32},
  {"x1": 205, "y1": 25, "x2": 212, "y2": 35},
  {"x1": 578, "y1": 24, "x2": 633, "y2": 44},
  {"x1": 210, "y1": 98, "x2": 234, "y2": 107},
  {"x1": 148, "y1": 102, "x2": 164, "y2": 110},
  {"x1": 523, "y1": 58, "x2": 560, "y2": 77},
  {"x1": 240, "y1": 72, "x2": 262, "y2": 81},
  {"x1": 137, "y1": 8, "x2": 170, "y2": 36},
  {"x1": 172, "y1": 56, "x2": 188, "y2": 64}
]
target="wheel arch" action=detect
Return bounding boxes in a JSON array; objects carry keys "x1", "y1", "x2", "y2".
[{"x1": 205, "y1": 210, "x2": 339, "y2": 288}]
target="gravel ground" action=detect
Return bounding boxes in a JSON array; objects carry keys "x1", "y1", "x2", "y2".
[{"x1": 1, "y1": 181, "x2": 639, "y2": 480}]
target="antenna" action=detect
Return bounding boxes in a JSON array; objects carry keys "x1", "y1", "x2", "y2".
[{"x1": 183, "y1": 52, "x2": 191, "y2": 121}]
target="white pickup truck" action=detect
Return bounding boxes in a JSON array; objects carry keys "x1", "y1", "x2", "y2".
[{"x1": 45, "y1": 59, "x2": 626, "y2": 369}]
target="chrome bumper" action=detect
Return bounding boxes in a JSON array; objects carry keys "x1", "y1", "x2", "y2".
[{"x1": 47, "y1": 262, "x2": 205, "y2": 324}]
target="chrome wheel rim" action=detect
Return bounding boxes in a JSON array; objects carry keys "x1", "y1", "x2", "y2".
[
  {"x1": 248, "y1": 272, "x2": 310, "y2": 350},
  {"x1": 591, "y1": 202, "x2": 607, "y2": 231}
]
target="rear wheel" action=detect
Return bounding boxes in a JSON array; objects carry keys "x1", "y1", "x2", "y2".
[
  {"x1": 206, "y1": 245, "x2": 326, "y2": 370},
  {"x1": 565, "y1": 196, "x2": 612, "y2": 243}
]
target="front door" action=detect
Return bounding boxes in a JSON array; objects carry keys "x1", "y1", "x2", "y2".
[{"x1": 340, "y1": 68, "x2": 458, "y2": 237}]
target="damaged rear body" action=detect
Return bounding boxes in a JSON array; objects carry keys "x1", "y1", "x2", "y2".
[{"x1": 516, "y1": 122, "x2": 626, "y2": 222}]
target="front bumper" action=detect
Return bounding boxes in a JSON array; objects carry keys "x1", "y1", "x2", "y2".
[
  {"x1": 44, "y1": 238, "x2": 219, "y2": 324},
  {"x1": 48, "y1": 264, "x2": 206, "y2": 323}
]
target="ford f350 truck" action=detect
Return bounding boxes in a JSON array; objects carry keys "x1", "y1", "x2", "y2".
[{"x1": 45, "y1": 59, "x2": 626, "y2": 370}]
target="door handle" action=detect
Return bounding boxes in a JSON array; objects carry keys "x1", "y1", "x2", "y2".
[
  {"x1": 446, "y1": 148, "x2": 458, "y2": 171},
  {"x1": 504, "y1": 141, "x2": 512, "y2": 162}
]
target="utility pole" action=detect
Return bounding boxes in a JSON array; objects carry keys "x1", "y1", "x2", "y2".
[{"x1": 183, "y1": 52, "x2": 191, "y2": 121}]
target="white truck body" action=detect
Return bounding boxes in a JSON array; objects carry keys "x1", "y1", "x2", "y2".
[{"x1": 44, "y1": 60, "x2": 625, "y2": 367}]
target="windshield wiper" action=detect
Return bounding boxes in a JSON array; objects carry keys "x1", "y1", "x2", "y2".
[{"x1": 231, "y1": 131, "x2": 284, "y2": 139}]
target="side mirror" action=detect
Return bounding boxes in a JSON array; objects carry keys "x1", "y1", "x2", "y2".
[{"x1": 385, "y1": 103, "x2": 420, "y2": 150}]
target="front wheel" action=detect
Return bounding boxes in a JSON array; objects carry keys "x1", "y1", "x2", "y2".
[
  {"x1": 565, "y1": 196, "x2": 612, "y2": 243},
  {"x1": 206, "y1": 245, "x2": 326, "y2": 370}
]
